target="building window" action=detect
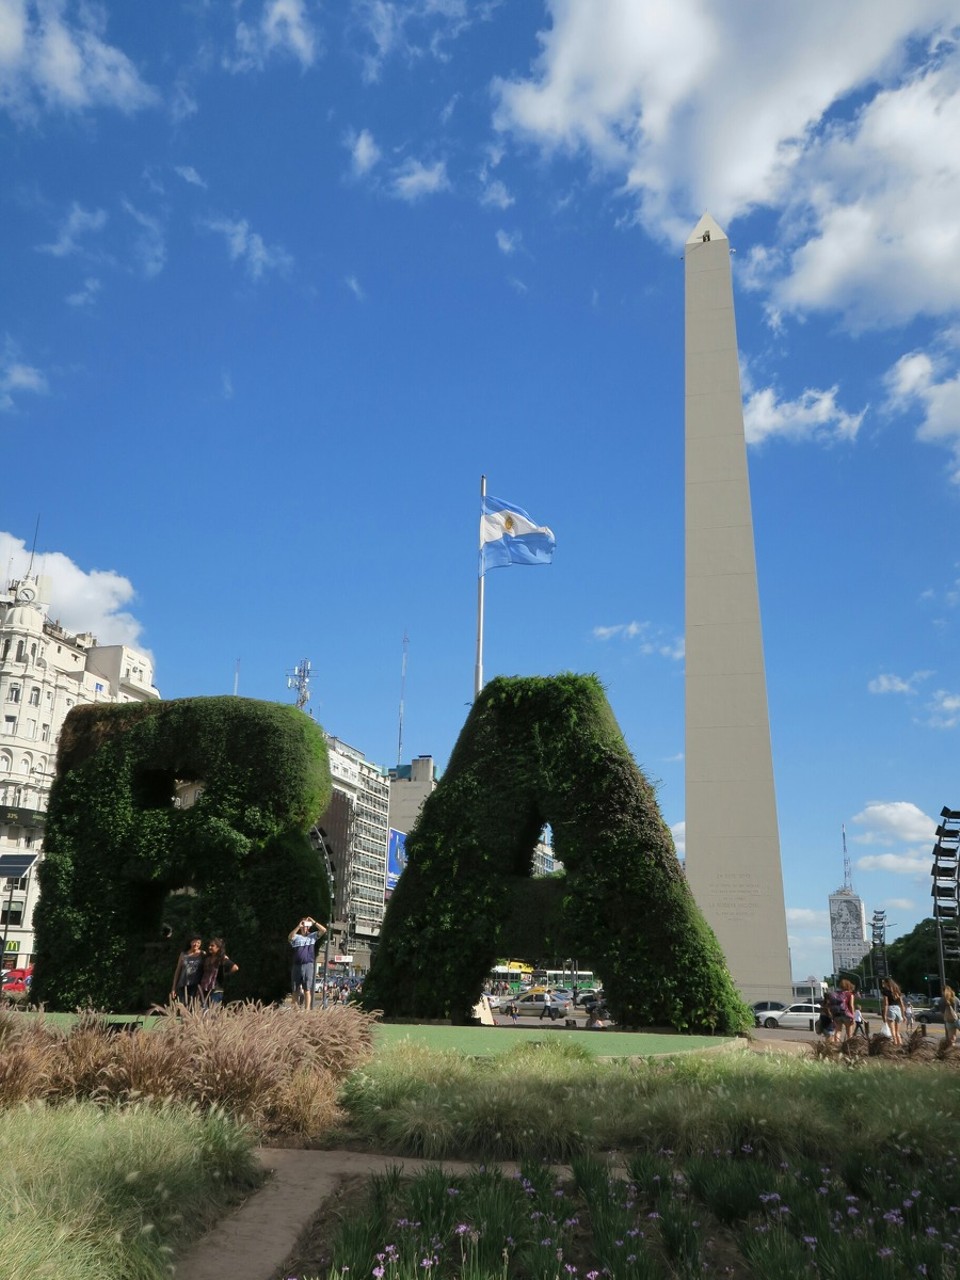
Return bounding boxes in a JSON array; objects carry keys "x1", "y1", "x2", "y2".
[
  {"x1": 7, "y1": 687, "x2": 20, "y2": 703},
  {"x1": 19, "y1": 757, "x2": 30, "y2": 775},
  {"x1": 0, "y1": 902, "x2": 24, "y2": 927},
  {"x1": 41, "y1": 724, "x2": 50, "y2": 742},
  {"x1": 29, "y1": 688, "x2": 39, "y2": 706},
  {"x1": 15, "y1": 641, "x2": 25, "y2": 661},
  {"x1": 0, "y1": 752, "x2": 10, "y2": 771},
  {"x1": 2, "y1": 717, "x2": 15, "y2": 735}
]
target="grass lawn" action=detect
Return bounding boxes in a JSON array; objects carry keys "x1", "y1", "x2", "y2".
[{"x1": 373, "y1": 1021, "x2": 736, "y2": 1057}]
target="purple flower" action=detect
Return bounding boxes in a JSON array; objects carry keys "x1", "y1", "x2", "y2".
[{"x1": 877, "y1": 1248, "x2": 894, "y2": 1259}]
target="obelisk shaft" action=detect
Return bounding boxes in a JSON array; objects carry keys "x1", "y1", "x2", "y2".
[{"x1": 683, "y1": 213, "x2": 791, "y2": 1002}]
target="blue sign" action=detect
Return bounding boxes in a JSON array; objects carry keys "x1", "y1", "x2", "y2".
[{"x1": 386, "y1": 828, "x2": 407, "y2": 895}]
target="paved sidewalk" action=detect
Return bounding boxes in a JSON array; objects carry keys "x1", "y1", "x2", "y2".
[{"x1": 175, "y1": 1149, "x2": 509, "y2": 1280}]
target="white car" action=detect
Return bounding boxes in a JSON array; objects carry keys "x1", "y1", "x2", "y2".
[{"x1": 759, "y1": 1002, "x2": 821, "y2": 1030}]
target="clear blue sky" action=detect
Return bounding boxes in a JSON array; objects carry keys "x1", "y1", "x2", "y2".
[{"x1": 3, "y1": 1, "x2": 959, "y2": 981}]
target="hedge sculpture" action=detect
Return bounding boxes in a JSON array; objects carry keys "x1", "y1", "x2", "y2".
[
  {"x1": 363, "y1": 674, "x2": 750, "y2": 1033},
  {"x1": 31, "y1": 697, "x2": 331, "y2": 1012}
]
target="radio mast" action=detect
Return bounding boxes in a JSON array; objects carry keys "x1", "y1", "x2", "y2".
[{"x1": 287, "y1": 658, "x2": 311, "y2": 711}]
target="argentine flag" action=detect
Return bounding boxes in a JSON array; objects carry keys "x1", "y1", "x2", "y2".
[{"x1": 480, "y1": 494, "x2": 556, "y2": 572}]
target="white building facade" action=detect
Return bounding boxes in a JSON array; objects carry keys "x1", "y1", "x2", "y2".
[
  {"x1": 317, "y1": 735, "x2": 391, "y2": 970},
  {"x1": 0, "y1": 576, "x2": 159, "y2": 969},
  {"x1": 829, "y1": 889, "x2": 870, "y2": 975}
]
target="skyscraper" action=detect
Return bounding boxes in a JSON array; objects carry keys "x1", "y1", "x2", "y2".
[{"x1": 683, "y1": 213, "x2": 792, "y2": 1002}]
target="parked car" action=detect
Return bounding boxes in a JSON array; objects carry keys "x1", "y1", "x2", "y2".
[
  {"x1": 507, "y1": 991, "x2": 571, "y2": 1019},
  {"x1": 751, "y1": 1000, "x2": 786, "y2": 1022},
  {"x1": 575, "y1": 988, "x2": 601, "y2": 1006},
  {"x1": 917, "y1": 1000, "x2": 944, "y2": 1025},
  {"x1": 758, "y1": 1002, "x2": 821, "y2": 1030}
]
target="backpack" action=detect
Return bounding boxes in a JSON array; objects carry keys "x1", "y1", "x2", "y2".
[{"x1": 827, "y1": 989, "x2": 846, "y2": 1018}]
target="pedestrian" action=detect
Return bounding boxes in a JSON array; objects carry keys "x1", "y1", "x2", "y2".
[
  {"x1": 171, "y1": 935, "x2": 204, "y2": 1006},
  {"x1": 539, "y1": 990, "x2": 554, "y2": 1021},
  {"x1": 199, "y1": 937, "x2": 239, "y2": 1008},
  {"x1": 943, "y1": 985, "x2": 958, "y2": 1048},
  {"x1": 853, "y1": 1006, "x2": 868, "y2": 1038},
  {"x1": 288, "y1": 915, "x2": 326, "y2": 1010},
  {"x1": 880, "y1": 977, "x2": 905, "y2": 1046},
  {"x1": 904, "y1": 1001, "x2": 915, "y2": 1033},
  {"x1": 816, "y1": 993, "x2": 835, "y2": 1041}
]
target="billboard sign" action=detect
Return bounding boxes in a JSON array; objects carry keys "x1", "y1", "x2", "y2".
[{"x1": 386, "y1": 828, "x2": 407, "y2": 896}]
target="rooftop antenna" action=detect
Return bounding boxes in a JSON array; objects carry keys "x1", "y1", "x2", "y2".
[
  {"x1": 25, "y1": 515, "x2": 40, "y2": 578},
  {"x1": 287, "y1": 658, "x2": 311, "y2": 711},
  {"x1": 842, "y1": 823, "x2": 853, "y2": 892},
  {"x1": 397, "y1": 631, "x2": 408, "y2": 769}
]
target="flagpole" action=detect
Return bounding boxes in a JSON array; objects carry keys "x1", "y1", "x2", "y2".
[{"x1": 474, "y1": 474, "x2": 486, "y2": 701}]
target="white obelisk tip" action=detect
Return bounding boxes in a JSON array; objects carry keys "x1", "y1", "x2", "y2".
[{"x1": 686, "y1": 212, "x2": 727, "y2": 246}]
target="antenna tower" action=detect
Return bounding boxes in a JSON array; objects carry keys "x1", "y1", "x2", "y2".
[
  {"x1": 287, "y1": 658, "x2": 311, "y2": 711},
  {"x1": 842, "y1": 823, "x2": 853, "y2": 892},
  {"x1": 397, "y1": 631, "x2": 408, "y2": 769}
]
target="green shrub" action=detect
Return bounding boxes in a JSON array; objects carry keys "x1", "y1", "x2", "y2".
[
  {"x1": 363, "y1": 674, "x2": 749, "y2": 1033},
  {"x1": 32, "y1": 697, "x2": 331, "y2": 1011}
]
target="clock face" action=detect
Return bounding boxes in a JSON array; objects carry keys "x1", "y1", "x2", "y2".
[{"x1": 16, "y1": 585, "x2": 36, "y2": 603}]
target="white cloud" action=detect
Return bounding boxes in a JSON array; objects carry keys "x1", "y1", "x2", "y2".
[
  {"x1": 390, "y1": 157, "x2": 450, "y2": 201},
  {"x1": 670, "y1": 820, "x2": 684, "y2": 856},
  {"x1": 884, "y1": 347, "x2": 960, "y2": 483},
  {"x1": 885, "y1": 898, "x2": 916, "y2": 911},
  {"x1": 36, "y1": 202, "x2": 107, "y2": 257},
  {"x1": 868, "y1": 671, "x2": 931, "y2": 695},
  {"x1": 345, "y1": 275, "x2": 364, "y2": 300},
  {"x1": 787, "y1": 907, "x2": 829, "y2": 928},
  {"x1": 174, "y1": 165, "x2": 206, "y2": 189},
  {"x1": 204, "y1": 216, "x2": 293, "y2": 280},
  {"x1": 743, "y1": 383, "x2": 865, "y2": 447},
  {"x1": 353, "y1": 0, "x2": 482, "y2": 83},
  {"x1": 122, "y1": 199, "x2": 165, "y2": 278},
  {"x1": 0, "y1": 0, "x2": 157, "y2": 118},
  {"x1": 65, "y1": 275, "x2": 101, "y2": 307},
  {"x1": 480, "y1": 176, "x2": 514, "y2": 210},
  {"x1": 491, "y1": 2, "x2": 960, "y2": 328},
  {"x1": 850, "y1": 799, "x2": 936, "y2": 847},
  {"x1": 927, "y1": 689, "x2": 960, "y2": 729},
  {"x1": 0, "y1": 531, "x2": 147, "y2": 650},
  {"x1": 230, "y1": 0, "x2": 318, "y2": 71},
  {"x1": 0, "y1": 338, "x2": 48, "y2": 411},
  {"x1": 495, "y1": 228, "x2": 520, "y2": 255},
  {"x1": 221, "y1": 370, "x2": 234, "y2": 400},
  {"x1": 592, "y1": 619, "x2": 684, "y2": 658},
  {"x1": 347, "y1": 127, "x2": 381, "y2": 177},
  {"x1": 856, "y1": 850, "x2": 929, "y2": 876}
]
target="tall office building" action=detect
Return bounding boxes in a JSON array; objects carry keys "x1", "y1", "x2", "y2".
[
  {"x1": 317, "y1": 735, "x2": 391, "y2": 970},
  {"x1": 387, "y1": 755, "x2": 437, "y2": 835},
  {"x1": 0, "y1": 574, "x2": 160, "y2": 969},
  {"x1": 683, "y1": 212, "x2": 792, "y2": 1002}
]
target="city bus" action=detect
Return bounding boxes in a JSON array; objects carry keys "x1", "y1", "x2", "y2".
[
  {"x1": 488, "y1": 961, "x2": 534, "y2": 994},
  {"x1": 534, "y1": 967, "x2": 597, "y2": 996}
]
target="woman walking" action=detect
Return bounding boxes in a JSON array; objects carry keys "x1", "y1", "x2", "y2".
[
  {"x1": 943, "y1": 985, "x2": 958, "y2": 1048},
  {"x1": 880, "y1": 977, "x2": 905, "y2": 1046}
]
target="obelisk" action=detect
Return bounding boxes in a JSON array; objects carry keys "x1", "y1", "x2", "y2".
[{"x1": 683, "y1": 212, "x2": 791, "y2": 1002}]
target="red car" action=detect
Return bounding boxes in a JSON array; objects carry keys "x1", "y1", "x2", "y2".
[{"x1": 1, "y1": 965, "x2": 33, "y2": 996}]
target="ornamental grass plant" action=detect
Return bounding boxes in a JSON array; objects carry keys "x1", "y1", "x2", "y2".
[
  {"x1": 0, "y1": 1000, "x2": 375, "y2": 1137},
  {"x1": 0, "y1": 1099, "x2": 261, "y2": 1280}
]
